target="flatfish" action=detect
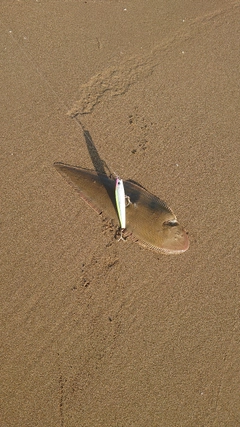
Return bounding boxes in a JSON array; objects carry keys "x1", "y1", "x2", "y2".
[{"x1": 54, "y1": 162, "x2": 189, "y2": 254}]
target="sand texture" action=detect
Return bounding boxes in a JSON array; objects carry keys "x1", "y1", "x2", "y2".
[{"x1": 1, "y1": 1, "x2": 240, "y2": 426}]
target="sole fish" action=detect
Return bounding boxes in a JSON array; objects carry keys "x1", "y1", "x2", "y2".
[{"x1": 54, "y1": 162, "x2": 189, "y2": 254}]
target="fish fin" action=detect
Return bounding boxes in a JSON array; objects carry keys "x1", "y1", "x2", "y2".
[
  {"x1": 54, "y1": 162, "x2": 118, "y2": 221},
  {"x1": 135, "y1": 238, "x2": 188, "y2": 254}
]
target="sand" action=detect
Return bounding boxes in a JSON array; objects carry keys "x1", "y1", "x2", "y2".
[{"x1": 1, "y1": 1, "x2": 240, "y2": 426}]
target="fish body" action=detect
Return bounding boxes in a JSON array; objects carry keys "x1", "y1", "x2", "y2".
[{"x1": 54, "y1": 162, "x2": 189, "y2": 254}]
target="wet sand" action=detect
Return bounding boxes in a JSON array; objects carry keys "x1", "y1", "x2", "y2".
[{"x1": 1, "y1": 1, "x2": 240, "y2": 425}]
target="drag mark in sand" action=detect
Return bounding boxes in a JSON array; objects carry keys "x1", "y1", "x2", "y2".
[
  {"x1": 68, "y1": 1, "x2": 239, "y2": 117},
  {"x1": 67, "y1": 55, "x2": 156, "y2": 117}
]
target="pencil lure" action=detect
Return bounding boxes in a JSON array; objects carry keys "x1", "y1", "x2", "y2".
[
  {"x1": 54, "y1": 162, "x2": 189, "y2": 254},
  {"x1": 115, "y1": 178, "x2": 126, "y2": 231}
]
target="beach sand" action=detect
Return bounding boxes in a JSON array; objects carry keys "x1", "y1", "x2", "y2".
[{"x1": 1, "y1": 1, "x2": 239, "y2": 425}]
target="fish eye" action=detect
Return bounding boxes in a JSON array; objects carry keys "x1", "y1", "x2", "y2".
[{"x1": 164, "y1": 220, "x2": 179, "y2": 227}]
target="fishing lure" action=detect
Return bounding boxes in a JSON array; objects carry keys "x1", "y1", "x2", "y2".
[{"x1": 115, "y1": 177, "x2": 126, "y2": 231}]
